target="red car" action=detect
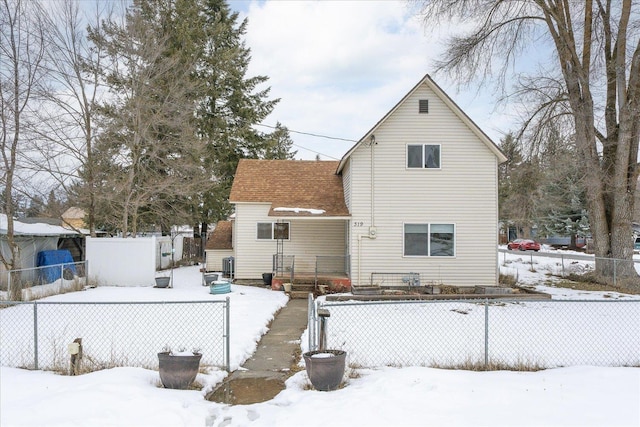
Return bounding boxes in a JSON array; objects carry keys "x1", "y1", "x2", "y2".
[{"x1": 507, "y1": 239, "x2": 541, "y2": 251}]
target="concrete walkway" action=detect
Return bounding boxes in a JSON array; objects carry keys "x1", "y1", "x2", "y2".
[{"x1": 207, "y1": 297, "x2": 309, "y2": 404}]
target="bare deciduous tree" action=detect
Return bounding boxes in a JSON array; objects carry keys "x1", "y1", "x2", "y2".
[
  {"x1": 0, "y1": 0, "x2": 47, "y2": 273},
  {"x1": 419, "y1": 1, "x2": 640, "y2": 288},
  {"x1": 28, "y1": 0, "x2": 116, "y2": 237}
]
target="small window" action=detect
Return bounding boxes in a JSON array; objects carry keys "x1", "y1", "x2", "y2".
[
  {"x1": 407, "y1": 144, "x2": 441, "y2": 169},
  {"x1": 257, "y1": 223, "x2": 273, "y2": 240},
  {"x1": 419, "y1": 99, "x2": 429, "y2": 113},
  {"x1": 404, "y1": 223, "x2": 455, "y2": 257},
  {"x1": 274, "y1": 222, "x2": 289, "y2": 240},
  {"x1": 257, "y1": 222, "x2": 290, "y2": 240}
]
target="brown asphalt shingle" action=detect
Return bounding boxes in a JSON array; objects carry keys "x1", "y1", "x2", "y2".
[
  {"x1": 206, "y1": 220, "x2": 233, "y2": 250},
  {"x1": 229, "y1": 159, "x2": 350, "y2": 217}
]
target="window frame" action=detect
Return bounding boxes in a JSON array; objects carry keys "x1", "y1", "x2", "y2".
[
  {"x1": 406, "y1": 143, "x2": 441, "y2": 170},
  {"x1": 256, "y1": 221, "x2": 290, "y2": 241},
  {"x1": 403, "y1": 223, "x2": 456, "y2": 257}
]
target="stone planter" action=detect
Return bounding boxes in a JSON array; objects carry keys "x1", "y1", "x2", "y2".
[
  {"x1": 303, "y1": 350, "x2": 346, "y2": 391},
  {"x1": 158, "y1": 352, "x2": 202, "y2": 389}
]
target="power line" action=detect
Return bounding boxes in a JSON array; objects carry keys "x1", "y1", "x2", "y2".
[{"x1": 253, "y1": 122, "x2": 358, "y2": 143}]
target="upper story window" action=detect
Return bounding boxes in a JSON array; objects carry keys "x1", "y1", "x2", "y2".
[
  {"x1": 257, "y1": 222, "x2": 290, "y2": 240},
  {"x1": 407, "y1": 144, "x2": 441, "y2": 169}
]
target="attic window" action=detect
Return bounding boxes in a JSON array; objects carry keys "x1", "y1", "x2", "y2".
[{"x1": 419, "y1": 99, "x2": 429, "y2": 114}]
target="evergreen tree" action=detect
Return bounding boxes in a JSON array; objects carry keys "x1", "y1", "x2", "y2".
[
  {"x1": 499, "y1": 133, "x2": 543, "y2": 238},
  {"x1": 192, "y1": 0, "x2": 280, "y2": 231},
  {"x1": 87, "y1": 0, "x2": 207, "y2": 236},
  {"x1": 536, "y1": 131, "x2": 589, "y2": 248}
]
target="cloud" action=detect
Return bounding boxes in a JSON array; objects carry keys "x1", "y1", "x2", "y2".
[{"x1": 237, "y1": 0, "x2": 509, "y2": 159}]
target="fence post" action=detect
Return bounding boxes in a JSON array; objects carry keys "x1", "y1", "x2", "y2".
[
  {"x1": 484, "y1": 299, "x2": 489, "y2": 366},
  {"x1": 613, "y1": 258, "x2": 617, "y2": 288},
  {"x1": 225, "y1": 296, "x2": 230, "y2": 372},
  {"x1": 530, "y1": 252, "x2": 534, "y2": 269},
  {"x1": 307, "y1": 293, "x2": 315, "y2": 352},
  {"x1": 33, "y1": 302, "x2": 39, "y2": 370},
  {"x1": 561, "y1": 254, "x2": 565, "y2": 277}
]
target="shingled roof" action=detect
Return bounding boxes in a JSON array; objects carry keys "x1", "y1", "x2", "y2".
[
  {"x1": 229, "y1": 159, "x2": 350, "y2": 217},
  {"x1": 206, "y1": 220, "x2": 233, "y2": 250}
]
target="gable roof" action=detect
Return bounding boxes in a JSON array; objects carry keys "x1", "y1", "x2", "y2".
[
  {"x1": 229, "y1": 159, "x2": 350, "y2": 218},
  {"x1": 337, "y1": 74, "x2": 508, "y2": 173},
  {"x1": 206, "y1": 220, "x2": 233, "y2": 250}
]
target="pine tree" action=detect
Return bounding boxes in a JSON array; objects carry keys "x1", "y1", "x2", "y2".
[
  {"x1": 191, "y1": 0, "x2": 280, "y2": 230},
  {"x1": 87, "y1": 0, "x2": 207, "y2": 236}
]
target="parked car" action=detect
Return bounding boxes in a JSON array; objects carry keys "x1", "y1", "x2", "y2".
[{"x1": 507, "y1": 239, "x2": 541, "y2": 251}]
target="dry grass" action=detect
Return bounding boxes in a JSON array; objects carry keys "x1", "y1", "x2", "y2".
[
  {"x1": 430, "y1": 357, "x2": 546, "y2": 372},
  {"x1": 499, "y1": 273, "x2": 518, "y2": 287}
]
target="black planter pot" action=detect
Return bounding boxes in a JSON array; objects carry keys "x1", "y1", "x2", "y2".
[
  {"x1": 303, "y1": 350, "x2": 346, "y2": 391},
  {"x1": 262, "y1": 273, "x2": 273, "y2": 286},
  {"x1": 158, "y1": 352, "x2": 202, "y2": 389}
]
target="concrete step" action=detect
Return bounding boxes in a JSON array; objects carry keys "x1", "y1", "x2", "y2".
[{"x1": 288, "y1": 290, "x2": 313, "y2": 299}]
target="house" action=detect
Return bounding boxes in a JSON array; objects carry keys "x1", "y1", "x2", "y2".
[
  {"x1": 61, "y1": 207, "x2": 86, "y2": 230},
  {"x1": 206, "y1": 74, "x2": 507, "y2": 289}
]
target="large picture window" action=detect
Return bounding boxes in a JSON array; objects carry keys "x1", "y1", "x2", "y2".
[
  {"x1": 404, "y1": 223, "x2": 455, "y2": 257},
  {"x1": 257, "y1": 222, "x2": 290, "y2": 240},
  {"x1": 407, "y1": 144, "x2": 441, "y2": 169}
]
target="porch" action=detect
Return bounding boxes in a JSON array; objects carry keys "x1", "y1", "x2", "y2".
[{"x1": 270, "y1": 254, "x2": 351, "y2": 297}]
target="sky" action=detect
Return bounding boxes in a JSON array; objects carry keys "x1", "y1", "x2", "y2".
[
  {"x1": 228, "y1": 0, "x2": 516, "y2": 160},
  {"x1": 1, "y1": 248, "x2": 639, "y2": 426}
]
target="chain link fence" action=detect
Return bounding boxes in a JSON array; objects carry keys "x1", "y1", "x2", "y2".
[
  {"x1": 0, "y1": 261, "x2": 88, "y2": 301},
  {"x1": 0, "y1": 299, "x2": 230, "y2": 373},
  {"x1": 310, "y1": 298, "x2": 640, "y2": 368},
  {"x1": 499, "y1": 249, "x2": 640, "y2": 288}
]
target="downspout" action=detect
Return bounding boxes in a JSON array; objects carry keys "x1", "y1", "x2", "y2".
[{"x1": 370, "y1": 134, "x2": 375, "y2": 228}]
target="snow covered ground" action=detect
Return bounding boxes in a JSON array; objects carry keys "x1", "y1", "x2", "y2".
[{"x1": 1, "y1": 251, "x2": 639, "y2": 427}]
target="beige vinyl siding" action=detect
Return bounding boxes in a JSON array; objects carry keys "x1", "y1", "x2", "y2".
[
  {"x1": 233, "y1": 203, "x2": 347, "y2": 279},
  {"x1": 342, "y1": 157, "x2": 352, "y2": 210},
  {"x1": 204, "y1": 249, "x2": 233, "y2": 272},
  {"x1": 233, "y1": 203, "x2": 273, "y2": 279},
  {"x1": 348, "y1": 82, "x2": 499, "y2": 286},
  {"x1": 279, "y1": 220, "x2": 347, "y2": 274}
]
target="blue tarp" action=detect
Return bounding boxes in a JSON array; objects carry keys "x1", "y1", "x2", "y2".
[{"x1": 36, "y1": 250, "x2": 76, "y2": 283}]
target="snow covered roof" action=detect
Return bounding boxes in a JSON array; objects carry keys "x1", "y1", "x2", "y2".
[{"x1": 0, "y1": 214, "x2": 80, "y2": 237}]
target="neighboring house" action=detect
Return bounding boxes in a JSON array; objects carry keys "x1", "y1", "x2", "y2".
[
  {"x1": 61, "y1": 207, "x2": 86, "y2": 230},
  {"x1": 206, "y1": 74, "x2": 507, "y2": 288}
]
